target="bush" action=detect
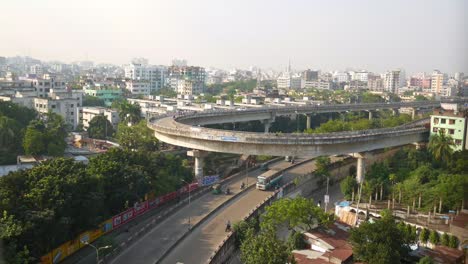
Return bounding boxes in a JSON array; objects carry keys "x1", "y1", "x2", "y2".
[
  {"x1": 288, "y1": 231, "x2": 306, "y2": 250},
  {"x1": 429, "y1": 230, "x2": 439, "y2": 245},
  {"x1": 449, "y1": 235, "x2": 459, "y2": 248}
]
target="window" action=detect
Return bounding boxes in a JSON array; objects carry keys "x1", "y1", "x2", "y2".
[
  {"x1": 441, "y1": 119, "x2": 446, "y2": 124},
  {"x1": 70, "y1": 104, "x2": 74, "y2": 107},
  {"x1": 455, "y1": 139, "x2": 462, "y2": 145},
  {"x1": 449, "y1": 129, "x2": 455, "y2": 135},
  {"x1": 70, "y1": 112, "x2": 74, "y2": 115},
  {"x1": 449, "y1": 119, "x2": 455, "y2": 125},
  {"x1": 433, "y1": 118, "x2": 439, "y2": 124},
  {"x1": 51, "y1": 105, "x2": 56, "y2": 109}
]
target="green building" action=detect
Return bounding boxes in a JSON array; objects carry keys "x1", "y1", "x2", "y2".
[
  {"x1": 84, "y1": 83, "x2": 123, "y2": 107},
  {"x1": 430, "y1": 105, "x2": 467, "y2": 152}
]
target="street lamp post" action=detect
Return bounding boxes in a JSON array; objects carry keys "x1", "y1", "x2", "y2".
[
  {"x1": 181, "y1": 179, "x2": 192, "y2": 229},
  {"x1": 83, "y1": 242, "x2": 111, "y2": 264}
]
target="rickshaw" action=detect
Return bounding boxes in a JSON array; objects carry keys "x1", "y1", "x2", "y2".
[{"x1": 212, "y1": 184, "x2": 222, "y2": 194}]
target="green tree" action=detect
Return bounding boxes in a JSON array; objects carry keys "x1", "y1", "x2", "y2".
[
  {"x1": 115, "y1": 100, "x2": 142, "y2": 125},
  {"x1": 261, "y1": 197, "x2": 333, "y2": 231},
  {"x1": 0, "y1": 115, "x2": 23, "y2": 164},
  {"x1": 440, "y1": 233, "x2": 449, "y2": 246},
  {"x1": 415, "y1": 95, "x2": 428, "y2": 101},
  {"x1": 448, "y1": 235, "x2": 458, "y2": 248},
  {"x1": 233, "y1": 219, "x2": 259, "y2": 248},
  {"x1": 340, "y1": 176, "x2": 357, "y2": 200},
  {"x1": 419, "y1": 228, "x2": 429, "y2": 244},
  {"x1": 428, "y1": 131, "x2": 455, "y2": 165},
  {"x1": 23, "y1": 123, "x2": 46, "y2": 155},
  {"x1": 287, "y1": 230, "x2": 306, "y2": 250},
  {"x1": 429, "y1": 230, "x2": 439, "y2": 245},
  {"x1": 88, "y1": 115, "x2": 114, "y2": 139},
  {"x1": 349, "y1": 210, "x2": 410, "y2": 264},
  {"x1": 418, "y1": 256, "x2": 434, "y2": 264},
  {"x1": 116, "y1": 120, "x2": 159, "y2": 152},
  {"x1": 240, "y1": 228, "x2": 289, "y2": 264}
]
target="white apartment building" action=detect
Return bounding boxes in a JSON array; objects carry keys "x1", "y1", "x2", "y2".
[
  {"x1": 176, "y1": 79, "x2": 204, "y2": 95},
  {"x1": 431, "y1": 70, "x2": 448, "y2": 95},
  {"x1": 125, "y1": 80, "x2": 150, "y2": 96},
  {"x1": 333, "y1": 72, "x2": 350, "y2": 83},
  {"x1": 277, "y1": 74, "x2": 291, "y2": 89},
  {"x1": 303, "y1": 80, "x2": 332, "y2": 90},
  {"x1": 26, "y1": 74, "x2": 67, "y2": 98},
  {"x1": 124, "y1": 63, "x2": 166, "y2": 93},
  {"x1": 367, "y1": 74, "x2": 384, "y2": 92},
  {"x1": 383, "y1": 69, "x2": 405, "y2": 93},
  {"x1": 352, "y1": 71, "x2": 369, "y2": 82},
  {"x1": 168, "y1": 66, "x2": 206, "y2": 92},
  {"x1": 78, "y1": 107, "x2": 119, "y2": 130},
  {"x1": 33, "y1": 90, "x2": 83, "y2": 128}
]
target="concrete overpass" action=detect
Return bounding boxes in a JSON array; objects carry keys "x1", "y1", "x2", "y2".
[
  {"x1": 164, "y1": 99, "x2": 465, "y2": 128},
  {"x1": 148, "y1": 99, "x2": 467, "y2": 181}
]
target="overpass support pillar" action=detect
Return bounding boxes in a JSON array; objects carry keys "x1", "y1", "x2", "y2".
[
  {"x1": 262, "y1": 119, "x2": 273, "y2": 133},
  {"x1": 306, "y1": 115, "x2": 312, "y2": 130},
  {"x1": 354, "y1": 153, "x2": 366, "y2": 184},
  {"x1": 187, "y1": 150, "x2": 208, "y2": 180},
  {"x1": 392, "y1": 108, "x2": 399, "y2": 116},
  {"x1": 368, "y1": 111, "x2": 373, "y2": 120},
  {"x1": 411, "y1": 108, "x2": 417, "y2": 120}
]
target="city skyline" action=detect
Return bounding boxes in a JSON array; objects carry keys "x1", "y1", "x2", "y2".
[{"x1": 1, "y1": 0, "x2": 467, "y2": 74}]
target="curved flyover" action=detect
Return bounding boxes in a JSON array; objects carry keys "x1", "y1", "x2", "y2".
[{"x1": 149, "y1": 99, "x2": 466, "y2": 157}]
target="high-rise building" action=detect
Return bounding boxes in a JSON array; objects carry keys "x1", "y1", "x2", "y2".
[
  {"x1": 431, "y1": 70, "x2": 447, "y2": 95},
  {"x1": 124, "y1": 63, "x2": 166, "y2": 93},
  {"x1": 333, "y1": 72, "x2": 350, "y2": 83},
  {"x1": 176, "y1": 79, "x2": 204, "y2": 95},
  {"x1": 383, "y1": 69, "x2": 403, "y2": 93},
  {"x1": 168, "y1": 66, "x2": 205, "y2": 94},
  {"x1": 454, "y1": 72, "x2": 464, "y2": 82},
  {"x1": 410, "y1": 73, "x2": 431, "y2": 90},
  {"x1": 367, "y1": 74, "x2": 384, "y2": 92},
  {"x1": 302, "y1": 70, "x2": 319, "y2": 81}
]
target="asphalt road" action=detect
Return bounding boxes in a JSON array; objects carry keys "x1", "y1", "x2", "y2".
[
  {"x1": 160, "y1": 159, "x2": 318, "y2": 264},
  {"x1": 110, "y1": 158, "x2": 307, "y2": 264}
]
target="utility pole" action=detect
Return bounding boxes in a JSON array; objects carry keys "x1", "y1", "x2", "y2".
[{"x1": 324, "y1": 176, "x2": 330, "y2": 212}]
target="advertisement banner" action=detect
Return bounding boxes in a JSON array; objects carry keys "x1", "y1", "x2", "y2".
[
  {"x1": 200, "y1": 175, "x2": 219, "y2": 186},
  {"x1": 101, "y1": 219, "x2": 113, "y2": 233},
  {"x1": 134, "y1": 200, "x2": 149, "y2": 216}
]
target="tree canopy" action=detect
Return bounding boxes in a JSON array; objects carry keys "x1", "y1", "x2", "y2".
[
  {"x1": 0, "y1": 148, "x2": 192, "y2": 262},
  {"x1": 87, "y1": 115, "x2": 114, "y2": 139},
  {"x1": 0, "y1": 101, "x2": 37, "y2": 164},
  {"x1": 116, "y1": 120, "x2": 159, "y2": 152},
  {"x1": 22, "y1": 112, "x2": 67, "y2": 156},
  {"x1": 261, "y1": 197, "x2": 333, "y2": 232},
  {"x1": 350, "y1": 210, "x2": 411, "y2": 264}
]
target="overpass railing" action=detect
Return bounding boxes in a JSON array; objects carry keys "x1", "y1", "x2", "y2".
[
  {"x1": 149, "y1": 115, "x2": 429, "y2": 145},
  {"x1": 172, "y1": 99, "x2": 465, "y2": 122}
]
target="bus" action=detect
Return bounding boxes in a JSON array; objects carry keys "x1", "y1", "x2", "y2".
[{"x1": 256, "y1": 170, "x2": 283, "y2": 190}]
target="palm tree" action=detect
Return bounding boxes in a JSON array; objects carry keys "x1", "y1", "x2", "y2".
[{"x1": 428, "y1": 130, "x2": 455, "y2": 165}]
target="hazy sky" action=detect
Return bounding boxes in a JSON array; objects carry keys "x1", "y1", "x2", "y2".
[{"x1": 1, "y1": 0, "x2": 467, "y2": 74}]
